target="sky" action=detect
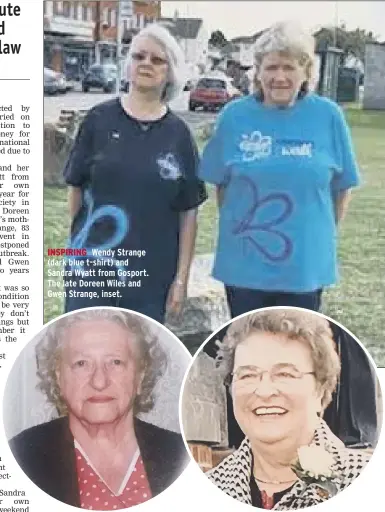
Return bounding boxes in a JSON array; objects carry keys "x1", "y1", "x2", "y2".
[{"x1": 161, "y1": 1, "x2": 385, "y2": 41}]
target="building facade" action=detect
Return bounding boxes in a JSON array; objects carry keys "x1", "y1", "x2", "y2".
[
  {"x1": 160, "y1": 17, "x2": 209, "y2": 74},
  {"x1": 44, "y1": 1, "x2": 161, "y2": 77}
]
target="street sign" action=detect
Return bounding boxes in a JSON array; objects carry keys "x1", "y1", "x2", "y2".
[{"x1": 120, "y1": 0, "x2": 133, "y2": 21}]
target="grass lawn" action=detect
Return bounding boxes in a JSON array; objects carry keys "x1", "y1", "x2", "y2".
[{"x1": 44, "y1": 107, "x2": 385, "y2": 365}]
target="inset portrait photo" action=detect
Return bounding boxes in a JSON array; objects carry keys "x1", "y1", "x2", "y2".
[
  {"x1": 3, "y1": 308, "x2": 191, "y2": 510},
  {"x1": 181, "y1": 307, "x2": 382, "y2": 510}
]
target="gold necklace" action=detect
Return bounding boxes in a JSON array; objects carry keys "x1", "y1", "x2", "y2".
[{"x1": 254, "y1": 476, "x2": 297, "y2": 485}]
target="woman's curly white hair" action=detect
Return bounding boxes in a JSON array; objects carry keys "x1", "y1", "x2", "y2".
[
  {"x1": 35, "y1": 309, "x2": 167, "y2": 416},
  {"x1": 252, "y1": 20, "x2": 319, "y2": 96},
  {"x1": 216, "y1": 309, "x2": 341, "y2": 410}
]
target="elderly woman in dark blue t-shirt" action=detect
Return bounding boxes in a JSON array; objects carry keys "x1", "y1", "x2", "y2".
[{"x1": 63, "y1": 24, "x2": 207, "y2": 323}]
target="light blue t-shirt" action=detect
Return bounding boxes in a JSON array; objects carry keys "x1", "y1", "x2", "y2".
[{"x1": 199, "y1": 93, "x2": 361, "y2": 292}]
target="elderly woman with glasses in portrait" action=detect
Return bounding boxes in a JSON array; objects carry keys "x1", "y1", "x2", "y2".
[
  {"x1": 9, "y1": 309, "x2": 188, "y2": 510},
  {"x1": 63, "y1": 23, "x2": 207, "y2": 322},
  {"x1": 199, "y1": 21, "x2": 360, "y2": 316},
  {"x1": 204, "y1": 309, "x2": 373, "y2": 510}
]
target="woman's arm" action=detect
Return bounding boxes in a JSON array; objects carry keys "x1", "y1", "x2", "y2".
[
  {"x1": 67, "y1": 186, "x2": 82, "y2": 222},
  {"x1": 334, "y1": 189, "x2": 352, "y2": 225},
  {"x1": 216, "y1": 184, "x2": 225, "y2": 208},
  {"x1": 331, "y1": 106, "x2": 360, "y2": 226},
  {"x1": 166, "y1": 208, "x2": 198, "y2": 316}
]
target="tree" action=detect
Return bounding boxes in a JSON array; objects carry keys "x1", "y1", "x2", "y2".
[
  {"x1": 209, "y1": 30, "x2": 228, "y2": 48},
  {"x1": 314, "y1": 26, "x2": 378, "y2": 65}
]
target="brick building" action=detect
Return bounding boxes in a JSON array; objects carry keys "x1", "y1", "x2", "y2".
[{"x1": 44, "y1": 1, "x2": 161, "y2": 76}]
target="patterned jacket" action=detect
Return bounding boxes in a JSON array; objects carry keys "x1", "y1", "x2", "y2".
[{"x1": 207, "y1": 420, "x2": 371, "y2": 510}]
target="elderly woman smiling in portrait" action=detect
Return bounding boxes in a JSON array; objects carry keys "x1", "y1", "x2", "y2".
[
  {"x1": 199, "y1": 21, "x2": 360, "y2": 316},
  {"x1": 8, "y1": 309, "x2": 188, "y2": 510},
  {"x1": 195, "y1": 310, "x2": 374, "y2": 509}
]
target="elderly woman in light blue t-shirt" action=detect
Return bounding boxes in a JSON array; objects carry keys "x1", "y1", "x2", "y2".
[{"x1": 199, "y1": 21, "x2": 360, "y2": 317}]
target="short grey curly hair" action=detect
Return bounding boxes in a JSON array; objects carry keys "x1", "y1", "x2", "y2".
[
  {"x1": 35, "y1": 309, "x2": 167, "y2": 416},
  {"x1": 252, "y1": 21, "x2": 319, "y2": 96},
  {"x1": 216, "y1": 309, "x2": 340, "y2": 410},
  {"x1": 125, "y1": 23, "x2": 187, "y2": 103}
]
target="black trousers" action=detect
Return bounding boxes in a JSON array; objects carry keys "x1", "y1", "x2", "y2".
[{"x1": 225, "y1": 285, "x2": 323, "y2": 317}]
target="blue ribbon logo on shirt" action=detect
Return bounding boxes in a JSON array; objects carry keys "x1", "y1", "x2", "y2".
[
  {"x1": 231, "y1": 176, "x2": 294, "y2": 262},
  {"x1": 67, "y1": 189, "x2": 129, "y2": 281},
  {"x1": 156, "y1": 153, "x2": 182, "y2": 180}
]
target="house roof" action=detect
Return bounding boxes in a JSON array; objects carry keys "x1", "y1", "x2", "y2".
[
  {"x1": 159, "y1": 18, "x2": 203, "y2": 39},
  {"x1": 231, "y1": 35, "x2": 255, "y2": 44},
  {"x1": 231, "y1": 31, "x2": 264, "y2": 45}
]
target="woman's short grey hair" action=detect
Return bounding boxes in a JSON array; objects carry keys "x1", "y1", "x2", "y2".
[
  {"x1": 36, "y1": 309, "x2": 167, "y2": 416},
  {"x1": 252, "y1": 21, "x2": 319, "y2": 96},
  {"x1": 126, "y1": 23, "x2": 187, "y2": 103},
  {"x1": 216, "y1": 309, "x2": 341, "y2": 410}
]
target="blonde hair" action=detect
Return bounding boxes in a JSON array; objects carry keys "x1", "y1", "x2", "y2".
[
  {"x1": 252, "y1": 21, "x2": 319, "y2": 96},
  {"x1": 125, "y1": 23, "x2": 187, "y2": 103},
  {"x1": 216, "y1": 309, "x2": 340, "y2": 410},
  {"x1": 36, "y1": 309, "x2": 167, "y2": 416}
]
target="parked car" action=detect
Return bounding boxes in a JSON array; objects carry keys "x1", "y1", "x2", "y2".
[
  {"x1": 60, "y1": 72, "x2": 75, "y2": 92},
  {"x1": 120, "y1": 79, "x2": 130, "y2": 92},
  {"x1": 44, "y1": 67, "x2": 60, "y2": 95},
  {"x1": 189, "y1": 76, "x2": 242, "y2": 111},
  {"x1": 44, "y1": 67, "x2": 73, "y2": 95},
  {"x1": 82, "y1": 63, "x2": 117, "y2": 93},
  {"x1": 56, "y1": 72, "x2": 68, "y2": 94}
]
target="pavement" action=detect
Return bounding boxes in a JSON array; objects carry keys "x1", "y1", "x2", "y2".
[{"x1": 44, "y1": 85, "x2": 217, "y2": 131}]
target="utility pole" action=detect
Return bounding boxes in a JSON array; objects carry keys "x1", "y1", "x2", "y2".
[
  {"x1": 116, "y1": 1, "x2": 123, "y2": 95},
  {"x1": 95, "y1": 0, "x2": 102, "y2": 64},
  {"x1": 116, "y1": 1, "x2": 133, "y2": 95},
  {"x1": 333, "y1": 1, "x2": 339, "y2": 47}
]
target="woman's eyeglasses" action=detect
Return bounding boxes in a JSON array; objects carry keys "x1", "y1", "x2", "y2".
[
  {"x1": 228, "y1": 364, "x2": 315, "y2": 389},
  {"x1": 131, "y1": 52, "x2": 168, "y2": 66}
]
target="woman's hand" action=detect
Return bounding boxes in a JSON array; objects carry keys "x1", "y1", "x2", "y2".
[{"x1": 165, "y1": 278, "x2": 188, "y2": 317}]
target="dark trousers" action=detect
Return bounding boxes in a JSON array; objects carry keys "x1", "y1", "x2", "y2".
[{"x1": 225, "y1": 285, "x2": 323, "y2": 318}]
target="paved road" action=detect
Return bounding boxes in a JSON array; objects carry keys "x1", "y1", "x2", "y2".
[{"x1": 44, "y1": 88, "x2": 217, "y2": 131}]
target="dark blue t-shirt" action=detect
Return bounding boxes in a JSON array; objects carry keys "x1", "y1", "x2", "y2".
[{"x1": 64, "y1": 98, "x2": 207, "y2": 298}]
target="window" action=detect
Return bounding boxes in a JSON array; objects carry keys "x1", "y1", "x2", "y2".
[
  {"x1": 90, "y1": 4, "x2": 96, "y2": 21},
  {"x1": 55, "y1": 1, "x2": 63, "y2": 15},
  {"x1": 107, "y1": 8, "x2": 113, "y2": 26},
  {"x1": 197, "y1": 78, "x2": 226, "y2": 89},
  {"x1": 82, "y1": 3, "x2": 88, "y2": 21},
  {"x1": 62, "y1": 1, "x2": 70, "y2": 17},
  {"x1": 102, "y1": 7, "x2": 108, "y2": 25},
  {"x1": 76, "y1": 2, "x2": 82, "y2": 20},
  {"x1": 110, "y1": 8, "x2": 116, "y2": 27}
]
